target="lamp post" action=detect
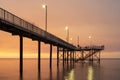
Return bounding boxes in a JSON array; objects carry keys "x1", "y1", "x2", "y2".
[
  {"x1": 42, "y1": 4, "x2": 47, "y2": 32},
  {"x1": 77, "y1": 36, "x2": 80, "y2": 47},
  {"x1": 65, "y1": 26, "x2": 69, "y2": 42},
  {"x1": 70, "y1": 37, "x2": 73, "y2": 44},
  {"x1": 88, "y1": 36, "x2": 92, "y2": 46},
  {"x1": 88, "y1": 36, "x2": 92, "y2": 61}
]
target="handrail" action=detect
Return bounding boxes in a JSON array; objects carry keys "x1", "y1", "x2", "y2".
[{"x1": 0, "y1": 7, "x2": 76, "y2": 49}]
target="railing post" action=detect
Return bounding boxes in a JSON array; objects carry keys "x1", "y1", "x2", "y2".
[
  {"x1": 4, "y1": 10, "x2": 5, "y2": 20},
  {"x1": 13, "y1": 15, "x2": 14, "y2": 24}
]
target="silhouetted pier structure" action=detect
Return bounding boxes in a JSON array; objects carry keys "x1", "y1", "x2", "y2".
[
  {"x1": 0, "y1": 7, "x2": 104, "y2": 79},
  {"x1": 75, "y1": 45, "x2": 104, "y2": 62},
  {"x1": 58, "y1": 45, "x2": 104, "y2": 63}
]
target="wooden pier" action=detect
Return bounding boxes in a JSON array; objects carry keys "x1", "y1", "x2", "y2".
[{"x1": 0, "y1": 7, "x2": 104, "y2": 79}]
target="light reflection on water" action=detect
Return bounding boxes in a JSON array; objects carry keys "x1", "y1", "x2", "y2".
[
  {"x1": 0, "y1": 59, "x2": 120, "y2": 80},
  {"x1": 64, "y1": 69, "x2": 74, "y2": 80},
  {"x1": 88, "y1": 66, "x2": 93, "y2": 80}
]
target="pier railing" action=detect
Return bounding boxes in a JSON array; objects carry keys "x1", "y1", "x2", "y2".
[
  {"x1": 0, "y1": 7, "x2": 76, "y2": 49},
  {"x1": 77, "y1": 45, "x2": 104, "y2": 51}
]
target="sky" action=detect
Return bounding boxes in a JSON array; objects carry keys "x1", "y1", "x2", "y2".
[{"x1": 0, "y1": 0, "x2": 120, "y2": 58}]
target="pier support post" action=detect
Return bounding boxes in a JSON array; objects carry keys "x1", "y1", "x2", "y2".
[
  {"x1": 57, "y1": 46, "x2": 59, "y2": 67},
  {"x1": 64, "y1": 50, "x2": 66, "y2": 62},
  {"x1": 81, "y1": 50, "x2": 84, "y2": 60},
  {"x1": 67, "y1": 50, "x2": 69, "y2": 63},
  {"x1": 89, "y1": 50, "x2": 91, "y2": 61},
  {"x1": 73, "y1": 51, "x2": 75, "y2": 62},
  {"x1": 73, "y1": 51, "x2": 75, "y2": 67},
  {"x1": 63, "y1": 48, "x2": 65, "y2": 66},
  {"x1": 92, "y1": 50, "x2": 94, "y2": 61},
  {"x1": 38, "y1": 41, "x2": 41, "y2": 72},
  {"x1": 71, "y1": 51, "x2": 73, "y2": 62},
  {"x1": 98, "y1": 51, "x2": 101, "y2": 62},
  {"x1": 74, "y1": 51, "x2": 76, "y2": 62},
  {"x1": 65, "y1": 50, "x2": 67, "y2": 62},
  {"x1": 70, "y1": 51, "x2": 72, "y2": 62},
  {"x1": 19, "y1": 35, "x2": 23, "y2": 79},
  {"x1": 50, "y1": 44, "x2": 52, "y2": 68},
  {"x1": 66, "y1": 50, "x2": 69, "y2": 69}
]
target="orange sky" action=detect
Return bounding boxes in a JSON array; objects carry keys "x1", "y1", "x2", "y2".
[{"x1": 0, "y1": 0, "x2": 120, "y2": 58}]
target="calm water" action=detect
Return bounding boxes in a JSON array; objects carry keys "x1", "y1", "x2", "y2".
[{"x1": 0, "y1": 59, "x2": 120, "y2": 80}]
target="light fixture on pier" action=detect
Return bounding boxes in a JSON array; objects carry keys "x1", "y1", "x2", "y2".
[
  {"x1": 88, "y1": 36, "x2": 92, "y2": 46},
  {"x1": 65, "y1": 26, "x2": 69, "y2": 42},
  {"x1": 42, "y1": 4, "x2": 48, "y2": 32},
  {"x1": 89, "y1": 36, "x2": 91, "y2": 39}
]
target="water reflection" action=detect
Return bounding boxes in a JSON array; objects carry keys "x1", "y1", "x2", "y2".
[
  {"x1": 19, "y1": 70, "x2": 23, "y2": 80},
  {"x1": 63, "y1": 62, "x2": 75, "y2": 80},
  {"x1": 57, "y1": 65, "x2": 60, "y2": 80},
  {"x1": 20, "y1": 74, "x2": 23, "y2": 80},
  {"x1": 2, "y1": 59, "x2": 120, "y2": 80},
  {"x1": 87, "y1": 62, "x2": 101, "y2": 80},
  {"x1": 47, "y1": 61, "x2": 75, "y2": 80},
  {"x1": 50, "y1": 68, "x2": 52, "y2": 80},
  {"x1": 19, "y1": 60, "x2": 100, "y2": 80},
  {"x1": 88, "y1": 66, "x2": 93, "y2": 80},
  {"x1": 65, "y1": 69, "x2": 74, "y2": 80},
  {"x1": 38, "y1": 69, "x2": 41, "y2": 80}
]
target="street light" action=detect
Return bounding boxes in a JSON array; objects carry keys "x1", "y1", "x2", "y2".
[
  {"x1": 77, "y1": 36, "x2": 80, "y2": 47},
  {"x1": 88, "y1": 36, "x2": 92, "y2": 46},
  {"x1": 70, "y1": 38, "x2": 72, "y2": 41},
  {"x1": 70, "y1": 37, "x2": 73, "y2": 44},
  {"x1": 42, "y1": 4, "x2": 47, "y2": 32},
  {"x1": 88, "y1": 36, "x2": 91, "y2": 39},
  {"x1": 65, "y1": 26, "x2": 69, "y2": 42}
]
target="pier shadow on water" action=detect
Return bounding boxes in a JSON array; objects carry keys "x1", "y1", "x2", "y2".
[
  {"x1": 38, "y1": 61, "x2": 75, "y2": 80},
  {"x1": 19, "y1": 59, "x2": 76, "y2": 80}
]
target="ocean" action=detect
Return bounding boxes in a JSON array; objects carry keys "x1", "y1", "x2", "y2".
[{"x1": 0, "y1": 58, "x2": 120, "y2": 80}]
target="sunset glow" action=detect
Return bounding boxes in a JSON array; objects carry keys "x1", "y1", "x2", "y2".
[{"x1": 0, "y1": 0, "x2": 120, "y2": 58}]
